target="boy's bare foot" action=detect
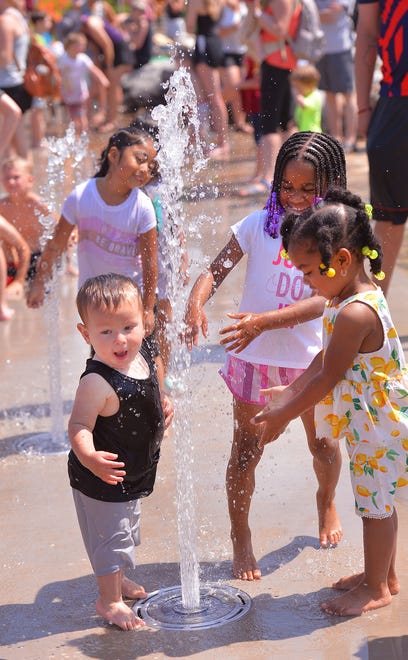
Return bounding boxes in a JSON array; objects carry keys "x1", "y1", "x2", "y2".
[
  {"x1": 121, "y1": 575, "x2": 148, "y2": 600},
  {"x1": 232, "y1": 531, "x2": 261, "y2": 580},
  {"x1": 317, "y1": 497, "x2": 343, "y2": 547},
  {"x1": 321, "y1": 582, "x2": 392, "y2": 616},
  {"x1": 333, "y1": 571, "x2": 400, "y2": 595},
  {"x1": 96, "y1": 597, "x2": 146, "y2": 631},
  {"x1": 0, "y1": 305, "x2": 15, "y2": 321}
]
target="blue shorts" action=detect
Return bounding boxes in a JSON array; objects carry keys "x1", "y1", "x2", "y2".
[{"x1": 317, "y1": 50, "x2": 354, "y2": 94}]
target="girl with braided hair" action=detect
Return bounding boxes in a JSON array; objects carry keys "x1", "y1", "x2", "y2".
[
  {"x1": 254, "y1": 187, "x2": 408, "y2": 616},
  {"x1": 184, "y1": 131, "x2": 347, "y2": 580}
]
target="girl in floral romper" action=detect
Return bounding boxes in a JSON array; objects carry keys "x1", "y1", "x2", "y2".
[{"x1": 254, "y1": 187, "x2": 408, "y2": 617}]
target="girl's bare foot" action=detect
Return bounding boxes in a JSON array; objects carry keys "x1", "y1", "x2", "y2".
[
  {"x1": 0, "y1": 305, "x2": 15, "y2": 321},
  {"x1": 232, "y1": 530, "x2": 261, "y2": 580},
  {"x1": 321, "y1": 582, "x2": 392, "y2": 616},
  {"x1": 96, "y1": 597, "x2": 146, "y2": 631},
  {"x1": 121, "y1": 575, "x2": 148, "y2": 600},
  {"x1": 317, "y1": 497, "x2": 343, "y2": 547},
  {"x1": 333, "y1": 571, "x2": 400, "y2": 595}
]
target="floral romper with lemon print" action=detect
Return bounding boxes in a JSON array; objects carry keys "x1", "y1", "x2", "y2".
[{"x1": 315, "y1": 288, "x2": 408, "y2": 519}]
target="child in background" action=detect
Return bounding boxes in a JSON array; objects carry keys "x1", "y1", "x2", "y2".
[
  {"x1": 26, "y1": 126, "x2": 159, "y2": 340},
  {"x1": 254, "y1": 187, "x2": 408, "y2": 616},
  {"x1": 0, "y1": 214, "x2": 30, "y2": 320},
  {"x1": 290, "y1": 63, "x2": 322, "y2": 133},
  {"x1": 237, "y1": 54, "x2": 264, "y2": 197},
  {"x1": 58, "y1": 32, "x2": 109, "y2": 134},
  {"x1": 0, "y1": 157, "x2": 77, "y2": 282},
  {"x1": 184, "y1": 132, "x2": 347, "y2": 581},
  {"x1": 68, "y1": 273, "x2": 173, "y2": 630},
  {"x1": 29, "y1": 9, "x2": 57, "y2": 148}
]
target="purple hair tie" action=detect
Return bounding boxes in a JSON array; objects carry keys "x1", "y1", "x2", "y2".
[{"x1": 263, "y1": 192, "x2": 324, "y2": 239}]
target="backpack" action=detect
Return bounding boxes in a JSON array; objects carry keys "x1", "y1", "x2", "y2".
[
  {"x1": 23, "y1": 41, "x2": 61, "y2": 99},
  {"x1": 289, "y1": 0, "x2": 325, "y2": 63}
]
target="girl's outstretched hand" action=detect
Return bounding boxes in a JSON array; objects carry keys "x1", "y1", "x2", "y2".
[
  {"x1": 183, "y1": 304, "x2": 208, "y2": 350},
  {"x1": 219, "y1": 312, "x2": 262, "y2": 353},
  {"x1": 251, "y1": 385, "x2": 291, "y2": 449}
]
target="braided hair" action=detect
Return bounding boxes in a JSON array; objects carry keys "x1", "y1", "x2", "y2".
[
  {"x1": 280, "y1": 187, "x2": 383, "y2": 279},
  {"x1": 94, "y1": 126, "x2": 156, "y2": 178},
  {"x1": 264, "y1": 132, "x2": 347, "y2": 237}
]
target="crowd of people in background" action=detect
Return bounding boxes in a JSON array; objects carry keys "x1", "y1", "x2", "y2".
[{"x1": 0, "y1": 0, "x2": 407, "y2": 308}]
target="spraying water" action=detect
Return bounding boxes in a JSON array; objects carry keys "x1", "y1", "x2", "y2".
[
  {"x1": 135, "y1": 68, "x2": 251, "y2": 628},
  {"x1": 23, "y1": 126, "x2": 89, "y2": 454},
  {"x1": 151, "y1": 67, "x2": 206, "y2": 610}
]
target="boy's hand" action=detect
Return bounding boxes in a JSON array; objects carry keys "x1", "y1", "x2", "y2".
[
  {"x1": 161, "y1": 393, "x2": 174, "y2": 430},
  {"x1": 84, "y1": 451, "x2": 126, "y2": 485},
  {"x1": 219, "y1": 312, "x2": 262, "y2": 352}
]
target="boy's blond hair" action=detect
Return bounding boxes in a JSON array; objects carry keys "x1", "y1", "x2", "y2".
[
  {"x1": 63, "y1": 31, "x2": 87, "y2": 51},
  {"x1": 290, "y1": 64, "x2": 320, "y2": 88},
  {"x1": 2, "y1": 156, "x2": 32, "y2": 176},
  {"x1": 76, "y1": 273, "x2": 143, "y2": 324}
]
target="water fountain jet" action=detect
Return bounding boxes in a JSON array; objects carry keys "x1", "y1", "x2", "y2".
[
  {"x1": 133, "y1": 68, "x2": 251, "y2": 629},
  {"x1": 15, "y1": 126, "x2": 88, "y2": 456}
]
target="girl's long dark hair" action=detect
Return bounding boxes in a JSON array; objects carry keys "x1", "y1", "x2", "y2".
[{"x1": 94, "y1": 126, "x2": 154, "y2": 178}]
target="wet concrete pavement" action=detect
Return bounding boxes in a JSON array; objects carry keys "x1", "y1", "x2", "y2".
[{"x1": 1, "y1": 131, "x2": 408, "y2": 659}]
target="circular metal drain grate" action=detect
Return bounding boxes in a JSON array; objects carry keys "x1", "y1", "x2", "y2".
[
  {"x1": 14, "y1": 432, "x2": 69, "y2": 456},
  {"x1": 134, "y1": 583, "x2": 251, "y2": 630}
]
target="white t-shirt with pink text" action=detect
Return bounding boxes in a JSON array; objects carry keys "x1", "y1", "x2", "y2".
[
  {"x1": 62, "y1": 178, "x2": 156, "y2": 288},
  {"x1": 231, "y1": 209, "x2": 322, "y2": 368}
]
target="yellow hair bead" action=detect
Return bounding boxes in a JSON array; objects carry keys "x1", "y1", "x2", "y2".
[
  {"x1": 319, "y1": 263, "x2": 326, "y2": 270},
  {"x1": 362, "y1": 246, "x2": 370, "y2": 256},
  {"x1": 369, "y1": 249, "x2": 378, "y2": 260},
  {"x1": 280, "y1": 248, "x2": 290, "y2": 260},
  {"x1": 326, "y1": 267, "x2": 336, "y2": 278},
  {"x1": 374, "y1": 270, "x2": 386, "y2": 281},
  {"x1": 365, "y1": 203, "x2": 373, "y2": 219}
]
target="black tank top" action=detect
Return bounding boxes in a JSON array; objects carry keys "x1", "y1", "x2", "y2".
[
  {"x1": 196, "y1": 14, "x2": 218, "y2": 36},
  {"x1": 68, "y1": 340, "x2": 164, "y2": 502}
]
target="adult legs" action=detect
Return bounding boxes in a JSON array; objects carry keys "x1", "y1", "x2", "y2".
[
  {"x1": 226, "y1": 397, "x2": 264, "y2": 580},
  {"x1": 195, "y1": 62, "x2": 229, "y2": 154},
  {"x1": 323, "y1": 91, "x2": 342, "y2": 142},
  {"x1": 102, "y1": 64, "x2": 132, "y2": 132},
  {"x1": 302, "y1": 408, "x2": 342, "y2": 547},
  {"x1": 220, "y1": 63, "x2": 251, "y2": 132},
  {"x1": 373, "y1": 220, "x2": 406, "y2": 296},
  {"x1": 0, "y1": 92, "x2": 21, "y2": 160},
  {"x1": 343, "y1": 90, "x2": 357, "y2": 150}
]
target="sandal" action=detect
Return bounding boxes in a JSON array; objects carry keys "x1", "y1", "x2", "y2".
[{"x1": 236, "y1": 179, "x2": 270, "y2": 198}]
